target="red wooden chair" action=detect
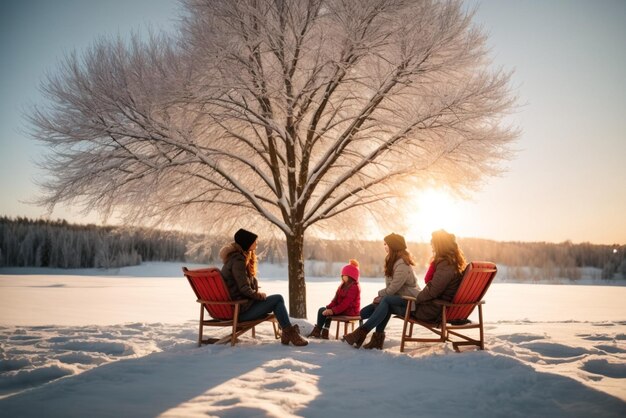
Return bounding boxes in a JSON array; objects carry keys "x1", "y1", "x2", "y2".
[
  {"x1": 183, "y1": 267, "x2": 280, "y2": 346},
  {"x1": 398, "y1": 262, "x2": 497, "y2": 352}
]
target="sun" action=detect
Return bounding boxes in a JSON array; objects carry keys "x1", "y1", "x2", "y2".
[{"x1": 405, "y1": 188, "x2": 463, "y2": 243}]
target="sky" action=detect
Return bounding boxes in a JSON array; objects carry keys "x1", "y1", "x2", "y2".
[{"x1": 0, "y1": 0, "x2": 625, "y2": 245}]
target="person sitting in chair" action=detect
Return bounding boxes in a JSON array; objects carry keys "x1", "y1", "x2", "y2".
[
  {"x1": 343, "y1": 230, "x2": 467, "y2": 349},
  {"x1": 343, "y1": 232, "x2": 420, "y2": 349},
  {"x1": 220, "y1": 228, "x2": 308, "y2": 346}
]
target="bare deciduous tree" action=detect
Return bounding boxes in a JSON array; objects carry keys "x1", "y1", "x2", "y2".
[{"x1": 29, "y1": 0, "x2": 517, "y2": 317}]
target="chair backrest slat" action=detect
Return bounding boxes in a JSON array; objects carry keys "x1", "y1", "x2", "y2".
[
  {"x1": 447, "y1": 261, "x2": 497, "y2": 320},
  {"x1": 183, "y1": 267, "x2": 234, "y2": 320}
]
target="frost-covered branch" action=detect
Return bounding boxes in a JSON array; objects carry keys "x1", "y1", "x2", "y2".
[{"x1": 29, "y1": 0, "x2": 518, "y2": 317}]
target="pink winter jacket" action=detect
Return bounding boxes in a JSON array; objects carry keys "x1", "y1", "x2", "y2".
[{"x1": 326, "y1": 282, "x2": 361, "y2": 316}]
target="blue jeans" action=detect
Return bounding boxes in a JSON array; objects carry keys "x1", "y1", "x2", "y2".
[
  {"x1": 238, "y1": 294, "x2": 291, "y2": 328},
  {"x1": 360, "y1": 295, "x2": 407, "y2": 333},
  {"x1": 316, "y1": 307, "x2": 333, "y2": 329}
]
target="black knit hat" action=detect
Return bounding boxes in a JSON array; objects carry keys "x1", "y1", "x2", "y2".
[
  {"x1": 234, "y1": 228, "x2": 258, "y2": 251},
  {"x1": 384, "y1": 232, "x2": 407, "y2": 251}
]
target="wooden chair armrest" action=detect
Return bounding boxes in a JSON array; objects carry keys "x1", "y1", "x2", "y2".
[
  {"x1": 402, "y1": 297, "x2": 415, "y2": 319},
  {"x1": 197, "y1": 299, "x2": 248, "y2": 305},
  {"x1": 434, "y1": 299, "x2": 485, "y2": 307}
]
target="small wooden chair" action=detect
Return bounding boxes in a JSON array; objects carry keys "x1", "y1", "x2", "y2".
[
  {"x1": 398, "y1": 262, "x2": 497, "y2": 352},
  {"x1": 329, "y1": 316, "x2": 362, "y2": 340},
  {"x1": 183, "y1": 267, "x2": 280, "y2": 346}
]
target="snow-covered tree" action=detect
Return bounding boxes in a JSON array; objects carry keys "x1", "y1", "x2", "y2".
[{"x1": 29, "y1": 0, "x2": 517, "y2": 317}]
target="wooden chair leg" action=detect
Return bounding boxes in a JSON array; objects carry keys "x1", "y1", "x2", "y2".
[
  {"x1": 400, "y1": 321, "x2": 408, "y2": 353},
  {"x1": 198, "y1": 305, "x2": 204, "y2": 347},
  {"x1": 252, "y1": 326, "x2": 256, "y2": 339},
  {"x1": 231, "y1": 304, "x2": 240, "y2": 346},
  {"x1": 272, "y1": 320, "x2": 280, "y2": 339},
  {"x1": 400, "y1": 300, "x2": 412, "y2": 353},
  {"x1": 478, "y1": 303, "x2": 485, "y2": 350},
  {"x1": 335, "y1": 321, "x2": 340, "y2": 340},
  {"x1": 441, "y1": 306, "x2": 448, "y2": 343}
]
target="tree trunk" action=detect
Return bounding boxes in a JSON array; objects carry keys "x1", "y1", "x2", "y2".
[{"x1": 285, "y1": 231, "x2": 307, "y2": 318}]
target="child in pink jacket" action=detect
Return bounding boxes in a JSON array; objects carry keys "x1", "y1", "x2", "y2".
[{"x1": 308, "y1": 259, "x2": 361, "y2": 339}]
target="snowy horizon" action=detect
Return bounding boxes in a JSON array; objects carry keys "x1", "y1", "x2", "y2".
[{"x1": 1, "y1": 261, "x2": 623, "y2": 285}]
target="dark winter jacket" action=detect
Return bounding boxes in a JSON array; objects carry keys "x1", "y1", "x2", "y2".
[
  {"x1": 220, "y1": 244, "x2": 264, "y2": 313},
  {"x1": 413, "y1": 259, "x2": 463, "y2": 322},
  {"x1": 326, "y1": 282, "x2": 361, "y2": 316}
]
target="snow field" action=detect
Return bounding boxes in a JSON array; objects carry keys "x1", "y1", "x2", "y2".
[{"x1": 0, "y1": 263, "x2": 625, "y2": 417}]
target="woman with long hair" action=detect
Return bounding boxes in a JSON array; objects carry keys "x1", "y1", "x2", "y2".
[
  {"x1": 220, "y1": 228, "x2": 308, "y2": 346},
  {"x1": 343, "y1": 233, "x2": 419, "y2": 349},
  {"x1": 412, "y1": 229, "x2": 467, "y2": 322},
  {"x1": 343, "y1": 230, "x2": 467, "y2": 350}
]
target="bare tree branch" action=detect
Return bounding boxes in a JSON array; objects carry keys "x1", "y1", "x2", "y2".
[{"x1": 28, "y1": 0, "x2": 518, "y2": 317}]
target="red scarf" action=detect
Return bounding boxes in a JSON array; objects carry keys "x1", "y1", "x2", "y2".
[{"x1": 424, "y1": 261, "x2": 436, "y2": 284}]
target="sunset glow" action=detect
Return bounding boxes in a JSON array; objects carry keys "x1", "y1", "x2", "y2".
[{"x1": 406, "y1": 188, "x2": 463, "y2": 242}]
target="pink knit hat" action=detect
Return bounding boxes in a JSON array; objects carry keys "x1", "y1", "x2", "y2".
[{"x1": 341, "y1": 259, "x2": 360, "y2": 281}]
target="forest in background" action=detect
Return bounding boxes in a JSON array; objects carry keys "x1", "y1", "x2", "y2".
[{"x1": 1, "y1": 216, "x2": 624, "y2": 281}]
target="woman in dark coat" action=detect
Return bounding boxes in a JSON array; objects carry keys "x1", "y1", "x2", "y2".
[
  {"x1": 412, "y1": 230, "x2": 467, "y2": 322},
  {"x1": 220, "y1": 228, "x2": 308, "y2": 346}
]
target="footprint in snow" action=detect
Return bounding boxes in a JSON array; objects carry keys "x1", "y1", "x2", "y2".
[
  {"x1": 581, "y1": 359, "x2": 626, "y2": 379},
  {"x1": 593, "y1": 344, "x2": 626, "y2": 354},
  {"x1": 578, "y1": 334, "x2": 614, "y2": 342},
  {"x1": 519, "y1": 341, "x2": 596, "y2": 359},
  {"x1": 497, "y1": 333, "x2": 545, "y2": 344}
]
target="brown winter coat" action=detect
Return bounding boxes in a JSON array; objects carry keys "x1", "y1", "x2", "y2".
[
  {"x1": 413, "y1": 259, "x2": 463, "y2": 322},
  {"x1": 220, "y1": 243, "x2": 264, "y2": 313}
]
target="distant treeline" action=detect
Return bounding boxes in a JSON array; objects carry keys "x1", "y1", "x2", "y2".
[
  {"x1": 0, "y1": 217, "x2": 190, "y2": 269},
  {"x1": 299, "y1": 237, "x2": 626, "y2": 280},
  {"x1": 1, "y1": 216, "x2": 624, "y2": 280}
]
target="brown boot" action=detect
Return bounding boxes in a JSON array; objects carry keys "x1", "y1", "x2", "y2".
[
  {"x1": 342, "y1": 327, "x2": 368, "y2": 348},
  {"x1": 307, "y1": 325, "x2": 322, "y2": 338},
  {"x1": 281, "y1": 325, "x2": 309, "y2": 346},
  {"x1": 321, "y1": 328, "x2": 329, "y2": 340},
  {"x1": 362, "y1": 332, "x2": 385, "y2": 350}
]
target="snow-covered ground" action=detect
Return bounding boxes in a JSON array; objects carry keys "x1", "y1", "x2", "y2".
[{"x1": 0, "y1": 262, "x2": 625, "y2": 417}]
